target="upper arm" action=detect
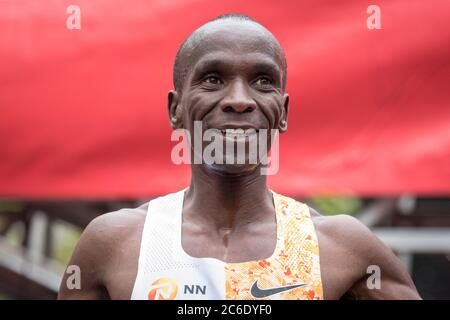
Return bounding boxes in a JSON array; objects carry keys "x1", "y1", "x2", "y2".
[
  {"x1": 58, "y1": 215, "x2": 112, "y2": 299},
  {"x1": 341, "y1": 216, "x2": 421, "y2": 299}
]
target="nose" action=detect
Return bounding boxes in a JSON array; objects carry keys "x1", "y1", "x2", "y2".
[{"x1": 220, "y1": 79, "x2": 256, "y2": 113}]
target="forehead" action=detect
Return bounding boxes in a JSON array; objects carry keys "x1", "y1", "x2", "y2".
[{"x1": 186, "y1": 21, "x2": 284, "y2": 74}]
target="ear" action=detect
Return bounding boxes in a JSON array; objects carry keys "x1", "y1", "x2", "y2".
[
  {"x1": 278, "y1": 93, "x2": 289, "y2": 133},
  {"x1": 168, "y1": 90, "x2": 183, "y2": 129}
]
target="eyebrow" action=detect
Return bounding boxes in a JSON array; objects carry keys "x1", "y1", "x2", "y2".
[
  {"x1": 192, "y1": 58, "x2": 226, "y2": 75},
  {"x1": 191, "y1": 55, "x2": 282, "y2": 79}
]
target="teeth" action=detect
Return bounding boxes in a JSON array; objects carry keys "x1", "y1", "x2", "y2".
[
  {"x1": 220, "y1": 129, "x2": 257, "y2": 135},
  {"x1": 225, "y1": 129, "x2": 243, "y2": 134}
]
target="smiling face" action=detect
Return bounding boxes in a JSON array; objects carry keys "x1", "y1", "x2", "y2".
[{"x1": 169, "y1": 19, "x2": 289, "y2": 175}]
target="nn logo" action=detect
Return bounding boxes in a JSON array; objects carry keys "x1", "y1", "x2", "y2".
[
  {"x1": 148, "y1": 278, "x2": 207, "y2": 300},
  {"x1": 148, "y1": 278, "x2": 178, "y2": 300}
]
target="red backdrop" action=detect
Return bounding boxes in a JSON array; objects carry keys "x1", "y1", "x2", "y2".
[{"x1": 1, "y1": 0, "x2": 449, "y2": 198}]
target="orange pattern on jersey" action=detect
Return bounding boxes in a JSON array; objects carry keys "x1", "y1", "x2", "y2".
[{"x1": 224, "y1": 192, "x2": 323, "y2": 300}]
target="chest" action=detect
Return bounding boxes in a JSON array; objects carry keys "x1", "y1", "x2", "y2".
[{"x1": 181, "y1": 223, "x2": 277, "y2": 263}]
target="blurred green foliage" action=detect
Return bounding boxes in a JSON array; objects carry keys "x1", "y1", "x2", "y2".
[
  {"x1": 306, "y1": 196, "x2": 363, "y2": 216},
  {"x1": 4, "y1": 222, "x2": 25, "y2": 248},
  {"x1": 0, "y1": 200, "x2": 24, "y2": 212},
  {"x1": 51, "y1": 222, "x2": 82, "y2": 265}
]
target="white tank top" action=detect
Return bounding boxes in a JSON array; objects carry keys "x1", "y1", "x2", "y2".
[{"x1": 131, "y1": 188, "x2": 323, "y2": 300}]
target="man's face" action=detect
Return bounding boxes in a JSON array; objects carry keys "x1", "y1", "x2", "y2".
[{"x1": 171, "y1": 21, "x2": 289, "y2": 175}]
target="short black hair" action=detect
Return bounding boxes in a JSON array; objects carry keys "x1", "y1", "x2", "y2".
[{"x1": 172, "y1": 14, "x2": 287, "y2": 93}]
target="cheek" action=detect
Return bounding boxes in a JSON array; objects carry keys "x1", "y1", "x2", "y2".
[
  {"x1": 182, "y1": 92, "x2": 221, "y2": 124},
  {"x1": 255, "y1": 95, "x2": 284, "y2": 129}
]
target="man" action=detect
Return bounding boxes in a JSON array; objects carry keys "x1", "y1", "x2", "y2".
[{"x1": 58, "y1": 14, "x2": 421, "y2": 300}]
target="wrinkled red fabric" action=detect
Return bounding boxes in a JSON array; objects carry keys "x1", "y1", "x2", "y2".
[{"x1": 0, "y1": 0, "x2": 449, "y2": 198}]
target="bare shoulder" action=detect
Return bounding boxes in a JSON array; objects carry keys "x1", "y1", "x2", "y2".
[
  {"x1": 307, "y1": 206, "x2": 421, "y2": 299},
  {"x1": 309, "y1": 207, "x2": 371, "y2": 242},
  {"x1": 309, "y1": 206, "x2": 394, "y2": 264},
  {"x1": 73, "y1": 202, "x2": 149, "y2": 266},
  {"x1": 84, "y1": 202, "x2": 148, "y2": 244},
  {"x1": 58, "y1": 202, "x2": 149, "y2": 299}
]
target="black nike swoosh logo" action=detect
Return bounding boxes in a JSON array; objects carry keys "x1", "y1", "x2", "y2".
[{"x1": 250, "y1": 280, "x2": 307, "y2": 298}]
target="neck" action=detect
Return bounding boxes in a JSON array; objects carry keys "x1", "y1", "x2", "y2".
[{"x1": 183, "y1": 164, "x2": 275, "y2": 232}]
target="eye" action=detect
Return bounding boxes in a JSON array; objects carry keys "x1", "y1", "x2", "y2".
[
  {"x1": 203, "y1": 75, "x2": 223, "y2": 85},
  {"x1": 254, "y1": 76, "x2": 274, "y2": 89}
]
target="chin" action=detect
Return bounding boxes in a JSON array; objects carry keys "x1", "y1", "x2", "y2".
[{"x1": 205, "y1": 162, "x2": 261, "y2": 177}]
